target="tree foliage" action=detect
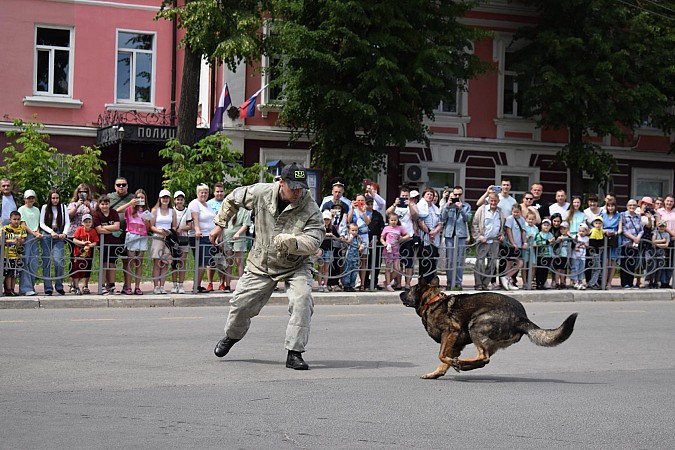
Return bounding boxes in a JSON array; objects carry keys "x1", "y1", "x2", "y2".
[
  {"x1": 271, "y1": 0, "x2": 491, "y2": 190},
  {"x1": 159, "y1": 133, "x2": 272, "y2": 196},
  {"x1": 1, "y1": 119, "x2": 106, "y2": 203},
  {"x1": 157, "y1": 0, "x2": 273, "y2": 70},
  {"x1": 513, "y1": 0, "x2": 675, "y2": 192},
  {"x1": 156, "y1": 0, "x2": 274, "y2": 146}
]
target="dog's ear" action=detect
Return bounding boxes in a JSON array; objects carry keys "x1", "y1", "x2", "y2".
[
  {"x1": 418, "y1": 276, "x2": 427, "y2": 288},
  {"x1": 429, "y1": 276, "x2": 440, "y2": 287}
]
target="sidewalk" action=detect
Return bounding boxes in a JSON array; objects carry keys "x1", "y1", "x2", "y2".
[{"x1": 2, "y1": 278, "x2": 674, "y2": 309}]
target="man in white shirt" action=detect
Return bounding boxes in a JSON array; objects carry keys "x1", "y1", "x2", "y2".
[
  {"x1": 0, "y1": 178, "x2": 18, "y2": 226},
  {"x1": 471, "y1": 192, "x2": 505, "y2": 290},
  {"x1": 476, "y1": 178, "x2": 517, "y2": 218},
  {"x1": 548, "y1": 189, "x2": 570, "y2": 220},
  {"x1": 206, "y1": 182, "x2": 226, "y2": 291}
]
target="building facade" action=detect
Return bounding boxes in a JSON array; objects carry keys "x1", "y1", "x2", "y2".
[{"x1": 1, "y1": 0, "x2": 673, "y2": 206}]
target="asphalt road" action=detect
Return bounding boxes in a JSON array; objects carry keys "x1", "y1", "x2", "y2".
[{"x1": 1, "y1": 300, "x2": 674, "y2": 449}]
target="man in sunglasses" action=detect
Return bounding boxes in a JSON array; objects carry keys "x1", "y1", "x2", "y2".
[{"x1": 108, "y1": 177, "x2": 136, "y2": 293}]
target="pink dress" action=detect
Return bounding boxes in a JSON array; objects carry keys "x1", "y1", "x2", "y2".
[{"x1": 381, "y1": 225, "x2": 406, "y2": 264}]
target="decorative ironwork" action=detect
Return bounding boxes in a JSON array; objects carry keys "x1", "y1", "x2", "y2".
[{"x1": 96, "y1": 109, "x2": 173, "y2": 127}]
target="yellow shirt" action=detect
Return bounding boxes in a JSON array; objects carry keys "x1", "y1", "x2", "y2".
[
  {"x1": 589, "y1": 227, "x2": 604, "y2": 240},
  {"x1": 2, "y1": 224, "x2": 27, "y2": 259}
]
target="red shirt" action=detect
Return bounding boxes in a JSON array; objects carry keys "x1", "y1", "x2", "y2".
[{"x1": 73, "y1": 226, "x2": 99, "y2": 257}]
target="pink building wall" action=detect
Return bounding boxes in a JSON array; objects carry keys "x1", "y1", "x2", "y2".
[{"x1": 0, "y1": 0, "x2": 178, "y2": 128}]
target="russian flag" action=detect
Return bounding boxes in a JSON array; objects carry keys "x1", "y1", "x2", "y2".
[
  {"x1": 239, "y1": 85, "x2": 268, "y2": 119},
  {"x1": 208, "y1": 84, "x2": 232, "y2": 134}
]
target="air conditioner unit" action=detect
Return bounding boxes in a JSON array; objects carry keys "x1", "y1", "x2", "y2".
[{"x1": 403, "y1": 164, "x2": 429, "y2": 183}]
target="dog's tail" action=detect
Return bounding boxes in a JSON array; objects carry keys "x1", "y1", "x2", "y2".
[{"x1": 521, "y1": 313, "x2": 578, "y2": 347}]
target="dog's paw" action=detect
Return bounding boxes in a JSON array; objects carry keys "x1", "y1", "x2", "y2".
[
  {"x1": 451, "y1": 358, "x2": 461, "y2": 372},
  {"x1": 421, "y1": 372, "x2": 443, "y2": 379}
]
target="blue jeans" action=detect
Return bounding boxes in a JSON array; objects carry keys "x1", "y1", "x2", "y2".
[
  {"x1": 19, "y1": 234, "x2": 40, "y2": 294},
  {"x1": 40, "y1": 234, "x2": 65, "y2": 292},
  {"x1": 342, "y1": 258, "x2": 359, "y2": 289},
  {"x1": 445, "y1": 236, "x2": 467, "y2": 288}
]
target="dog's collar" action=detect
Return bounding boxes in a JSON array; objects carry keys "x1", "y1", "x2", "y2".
[{"x1": 420, "y1": 292, "x2": 445, "y2": 315}]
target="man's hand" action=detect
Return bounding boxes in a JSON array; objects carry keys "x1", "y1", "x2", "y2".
[
  {"x1": 209, "y1": 226, "x2": 223, "y2": 246},
  {"x1": 274, "y1": 233, "x2": 297, "y2": 254}
]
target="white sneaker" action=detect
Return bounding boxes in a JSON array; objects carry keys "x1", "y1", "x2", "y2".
[
  {"x1": 153, "y1": 286, "x2": 161, "y2": 294},
  {"x1": 170, "y1": 285, "x2": 178, "y2": 293},
  {"x1": 500, "y1": 276, "x2": 510, "y2": 290},
  {"x1": 507, "y1": 282, "x2": 519, "y2": 291},
  {"x1": 386, "y1": 285, "x2": 395, "y2": 292},
  {"x1": 178, "y1": 285, "x2": 185, "y2": 294},
  {"x1": 159, "y1": 287, "x2": 167, "y2": 294}
]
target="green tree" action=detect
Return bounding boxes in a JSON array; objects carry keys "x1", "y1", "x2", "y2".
[
  {"x1": 159, "y1": 133, "x2": 272, "y2": 196},
  {"x1": 2, "y1": 119, "x2": 106, "y2": 203},
  {"x1": 156, "y1": 0, "x2": 274, "y2": 145},
  {"x1": 271, "y1": 0, "x2": 490, "y2": 191},
  {"x1": 513, "y1": 0, "x2": 675, "y2": 195}
]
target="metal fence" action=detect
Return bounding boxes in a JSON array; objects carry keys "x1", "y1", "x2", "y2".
[{"x1": 2, "y1": 231, "x2": 674, "y2": 294}]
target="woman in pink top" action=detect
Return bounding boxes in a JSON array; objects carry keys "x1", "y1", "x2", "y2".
[{"x1": 124, "y1": 189, "x2": 152, "y2": 295}]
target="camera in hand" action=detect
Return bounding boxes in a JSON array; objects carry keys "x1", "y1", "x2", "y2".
[
  {"x1": 451, "y1": 196, "x2": 460, "y2": 203},
  {"x1": 137, "y1": 198, "x2": 145, "y2": 206},
  {"x1": 491, "y1": 186, "x2": 502, "y2": 193},
  {"x1": 398, "y1": 197, "x2": 407, "y2": 205},
  {"x1": 79, "y1": 192, "x2": 87, "y2": 200}
]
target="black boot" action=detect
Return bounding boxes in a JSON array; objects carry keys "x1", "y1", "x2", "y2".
[
  {"x1": 286, "y1": 350, "x2": 309, "y2": 370},
  {"x1": 214, "y1": 337, "x2": 240, "y2": 358}
]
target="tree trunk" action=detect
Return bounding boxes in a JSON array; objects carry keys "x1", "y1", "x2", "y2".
[
  {"x1": 176, "y1": 44, "x2": 202, "y2": 146},
  {"x1": 567, "y1": 127, "x2": 585, "y2": 198}
]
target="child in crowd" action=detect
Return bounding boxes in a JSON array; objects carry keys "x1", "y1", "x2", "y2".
[
  {"x1": 502, "y1": 204, "x2": 527, "y2": 291},
  {"x1": 3, "y1": 211, "x2": 27, "y2": 296},
  {"x1": 317, "y1": 209, "x2": 339, "y2": 292},
  {"x1": 380, "y1": 212, "x2": 409, "y2": 292},
  {"x1": 71, "y1": 213, "x2": 99, "y2": 295},
  {"x1": 588, "y1": 216, "x2": 606, "y2": 289},
  {"x1": 93, "y1": 195, "x2": 122, "y2": 295},
  {"x1": 534, "y1": 218, "x2": 554, "y2": 290},
  {"x1": 340, "y1": 223, "x2": 366, "y2": 292},
  {"x1": 522, "y1": 211, "x2": 539, "y2": 285},
  {"x1": 571, "y1": 223, "x2": 590, "y2": 289},
  {"x1": 553, "y1": 221, "x2": 572, "y2": 289},
  {"x1": 651, "y1": 220, "x2": 670, "y2": 289}
]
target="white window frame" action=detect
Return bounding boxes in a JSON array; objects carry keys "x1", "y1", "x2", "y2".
[
  {"x1": 493, "y1": 33, "x2": 530, "y2": 119},
  {"x1": 114, "y1": 29, "x2": 156, "y2": 106},
  {"x1": 632, "y1": 167, "x2": 673, "y2": 199},
  {"x1": 434, "y1": 80, "x2": 468, "y2": 117},
  {"x1": 33, "y1": 25, "x2": 74, "y2": 98},
  {"x1": 260, "y1": 21, "x2": 285, "y2": 117}
]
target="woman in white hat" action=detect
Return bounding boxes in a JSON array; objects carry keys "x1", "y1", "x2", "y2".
[{"x1": 150, "y1": 190, "x2": 177, "y2": 294}]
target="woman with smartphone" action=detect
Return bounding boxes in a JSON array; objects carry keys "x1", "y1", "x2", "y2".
[{"x1": 66, "y1": 183, "x2": 97, "y2": 293}]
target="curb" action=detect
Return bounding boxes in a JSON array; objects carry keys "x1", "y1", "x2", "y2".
[{"x1": 1, "y1": 288, "x2": 674, "y2": 309}]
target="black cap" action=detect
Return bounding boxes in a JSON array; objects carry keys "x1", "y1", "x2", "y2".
[{"x1": 280, "y1": 163, "x2": 309, "y2": 189}]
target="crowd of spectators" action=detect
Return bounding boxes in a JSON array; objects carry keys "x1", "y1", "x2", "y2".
[{"x1": 2, "y1": 173, "x2": 674, "y2": 296}]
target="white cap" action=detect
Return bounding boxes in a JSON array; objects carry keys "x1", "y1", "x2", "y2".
[
  {"x1": 23, "y1": 189, "x2": 36, "y2": 198},
  {"x1": 322, "y1": 210, "x2": 333, "y2": 220},
  {"x1": 173, "y1": 190, "x2": 186, "y2": 199},
  {"x1": 410, "y1": 190, "x2": 420, "y2": 198},
  {"x1": 159, "y1": 189, "x2": 171, "y2": 198}
]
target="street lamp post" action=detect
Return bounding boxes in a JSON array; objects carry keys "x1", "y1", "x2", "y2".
[{"x1": 113, "y1": 125, "x2": 125, "y2": 178}]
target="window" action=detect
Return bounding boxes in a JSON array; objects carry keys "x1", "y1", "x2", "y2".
[
  {"x1": 632, "y1": 168, "x2": 673, "y2": 199},
  {"x1": 502, "y1": 49, "x2": 529, "y2": 118},
  {"x1": 34, "y1": 26, "x2": 73, "y2": 96},
  {"x1": 260, "y1": 21, "x2": 286, "y2": 111},
  {"x1": 116, "y1": 31, "x2": 154, "y2": 104}
]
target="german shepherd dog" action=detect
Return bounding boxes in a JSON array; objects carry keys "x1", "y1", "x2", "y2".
[{"x1": 400, "y1": 277, "x2": 577, "y2": 379}]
